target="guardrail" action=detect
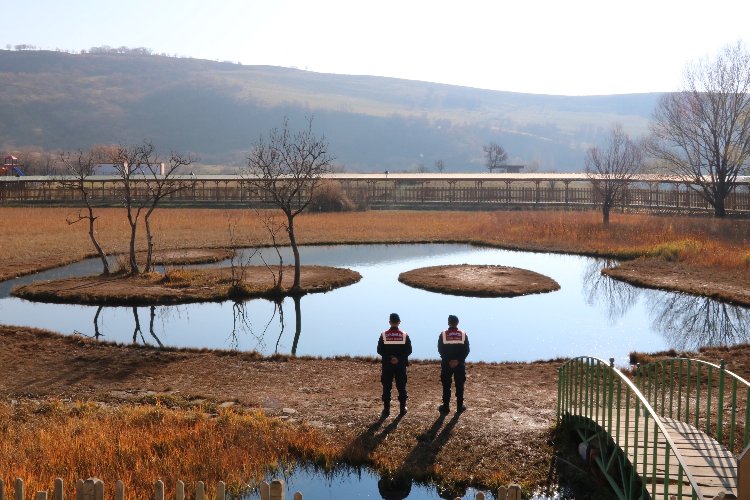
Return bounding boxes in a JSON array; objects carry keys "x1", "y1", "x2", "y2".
[
  {"x1": 1, "y1": 175, "x2": 749, "y2": 214},
  {"x1": 558, "y1": 356, "x2": 705, "y2": 499},
  {"x1": 636, "y1": 358, "x2": 750, "y2": 456}
]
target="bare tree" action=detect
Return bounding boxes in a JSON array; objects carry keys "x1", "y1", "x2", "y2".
[
  {"x1": 112, "y1": 141, "x2": 194, "y2": 274},
  {"x1": 648, "y1": 41, "x2": 750, "y2": 218},
  {"x1": 585, "y1": 125, "x2": 643, "y2": 225},
  {"x1": 59, "y1": 149, "x2": 111, "y2": 275},
  {"x1": 483, "y1": 142, "x2": 508, "y2": 172},
  {"x1": 243, "y1": 116, "x2": 334, "y2": 294},
  {"x1": 141, "y1": 151, "x2": 195, "y2": 272},
  {"x1": 434, "y1": 159, "x2": 445, "y2": 173}
]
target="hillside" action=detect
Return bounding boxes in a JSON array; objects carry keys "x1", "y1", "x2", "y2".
[{"x1": 0, "y1": 50, "x2": 661, "y2": 172}]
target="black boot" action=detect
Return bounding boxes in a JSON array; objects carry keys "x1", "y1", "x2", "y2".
[
  {"x1": 381, "y1": 401, "x2": 390, "y2": 418},
  {"x1": 399, "y1": 401, "x2": 408, "y2": 415},
  {"x1": 438, "y1": 402, "x2": 450, "y2": 414},
  {"x1": 457, "y1": 400, "x2": 467, "y2": 413}
]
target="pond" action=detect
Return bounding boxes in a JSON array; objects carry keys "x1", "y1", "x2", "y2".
[
  {"x1": 1, "y1": 244, "x2": 748, "y2": 365},
  {"x1": 247, "y1": 466, "x2": 496, "y2": 500}
]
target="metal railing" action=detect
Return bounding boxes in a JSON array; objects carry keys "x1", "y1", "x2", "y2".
[
  {"x1": 636, "y1": 358, "x2": 750, "y2": 455},
  {"x1": 558, "y1": 356, "x2": 705, "y2": 499}
]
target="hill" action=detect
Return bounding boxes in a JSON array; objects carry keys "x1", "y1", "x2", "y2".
[{"x1": 0, "y1": 50, "x2": 661, "y2": 172}]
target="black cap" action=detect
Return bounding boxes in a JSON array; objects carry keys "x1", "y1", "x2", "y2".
[
  {"x1": 448, "y1": 314, "x2": 459, "y2": 325},
  {"x1": 389, "y1": 312, "x2": 400, "y2": 323}
]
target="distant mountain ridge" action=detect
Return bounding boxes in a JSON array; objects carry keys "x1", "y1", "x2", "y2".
[{"x1": 0, "y1": 50, "x2": 662, "y2": 172}]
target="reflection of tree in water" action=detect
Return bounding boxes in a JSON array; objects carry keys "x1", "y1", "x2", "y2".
[
  {"x1": 581, "y1": 258, "x2": 641, "y2": 322},
  {"x1": 230, "y1": 300, "x2": 277, "y2": 352},
  {"x1": 230, "y1": 297, "x2": 302, "y2": 355},
  {"x1": 649, "y1": 292, "x2": 750, "y2": 350},
  {"x1": 131, "y1": 306, "x2": 164, "y2": 347},
  {"x1": 93, "y1": 305, "x2": 103, "y2": 339}
]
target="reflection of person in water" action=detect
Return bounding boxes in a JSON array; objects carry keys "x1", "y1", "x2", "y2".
[
  {"x1": 436, "y1": 483, "x2": 466, "y2": 499},
  {"x1": 377, "y1": 474, "x2": 412, "y2": 499}
]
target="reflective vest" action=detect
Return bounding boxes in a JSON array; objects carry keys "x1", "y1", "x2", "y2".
[
  {"x1": 442, "y1": 327, "x2": 466, "y2": 344},
  {"x1": 382, "y1": 328, "x2": 408, "y2": 345}
]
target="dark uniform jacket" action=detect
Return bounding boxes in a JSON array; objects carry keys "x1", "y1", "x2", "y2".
[
  {"x1": 437, "y1": 327, "x2": 470, "y2": 366},
  {"x1": 377, "y1": 327, "x2": 412, "y2": 367}
]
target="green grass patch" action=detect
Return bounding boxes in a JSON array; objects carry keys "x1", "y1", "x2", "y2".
[{"x1": 648, "y1": 239, "x2": 704, "y2": 262}]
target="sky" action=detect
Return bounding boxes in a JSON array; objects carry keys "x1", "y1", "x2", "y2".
[{"x1": 2, "y1": 0, "x2": 749, "y2": 96}]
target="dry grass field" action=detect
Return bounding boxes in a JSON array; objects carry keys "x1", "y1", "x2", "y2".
[
  {"x1": 1, "y1": 207, "x2": 748, "y2": 272},
  {"x1": 0, "y1": 400, "x2": 336, "y2": 499},
  {"x1": 1, "y1": 207, "x2": 747, "y2": 302}
]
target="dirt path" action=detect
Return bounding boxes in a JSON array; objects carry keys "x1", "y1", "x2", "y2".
[{"x1": 0, "y1": 325, "x2": 559, "y2": 490}]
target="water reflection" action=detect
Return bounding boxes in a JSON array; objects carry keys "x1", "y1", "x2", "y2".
[
  {"x1": 378, "y1": 474, "x2": 412, "y2": 499},
  {"x1": 3, "y1": 244, "x2": 750, "y2": 361},
  {"x1": 583, "y1": 259, "x2": 750, "y2": 352},
  {"x1": 649, "y1": 293, "x2": 750, "y2": 350},
  {"x1": 582, "y1": 259, "x2": 641, "y2": 322}
]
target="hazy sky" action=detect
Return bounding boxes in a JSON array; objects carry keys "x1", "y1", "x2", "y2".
[{"x1": 2, "y1": 0, "x2": 748, "y2": 95}]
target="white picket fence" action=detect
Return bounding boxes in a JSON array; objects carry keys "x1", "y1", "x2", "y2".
[
  {"x1": 0, "y1": 477, "x2": 524, "y2": 500},
  {"x1": 0, "y1": 478, "x2": 298, "y2": 500}
]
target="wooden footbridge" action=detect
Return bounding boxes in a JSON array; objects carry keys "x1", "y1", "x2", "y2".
[{"x1": 558, "y1": 357, "x2": 750, "y2": 499}]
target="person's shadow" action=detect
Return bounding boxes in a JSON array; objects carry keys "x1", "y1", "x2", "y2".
[
  {"x1": 343, "y1": 413, "x2": 404, "y2": 464},
  {"x1": 400, "y1": 411, "x2": 462, "y2": 480}
]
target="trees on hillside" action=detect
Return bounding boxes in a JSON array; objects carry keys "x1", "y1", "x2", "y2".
[
  {"x1": 483, "y1": 142, "x2": 508, "y2": 171},
  {"x1": 648, "y1": 41, "x2": 750, "y2": 218},
  {"x1": 585, "y1": 125, "x2": 643, "y2": 225},
  {"x1": 243, "y1": 117, "x2": 334, "y2": 294}
]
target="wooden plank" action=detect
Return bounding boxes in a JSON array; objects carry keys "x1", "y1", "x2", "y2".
[{"x1": 608, "y1": 409, "x2": 739, "y2": 498}]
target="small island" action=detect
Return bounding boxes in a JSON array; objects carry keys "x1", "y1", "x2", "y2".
[
  {"x1": 12, "y1": 265, "x2": 361, "y2": 306},
  {"x1": 398, "y1": 264, "x2": 560, "y2": 297}
]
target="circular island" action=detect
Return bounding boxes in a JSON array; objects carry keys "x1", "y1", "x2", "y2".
[
  {"x1": 398, "y1": 264, "x2": 560, "y2": 297},
  {"x1": 12, "y1": 265, "x2": 361, "y2": 306}
]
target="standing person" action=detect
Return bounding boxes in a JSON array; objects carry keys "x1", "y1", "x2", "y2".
[
  {"x1": 438, "y1": 314, "x2": 470, "y2": 413},
  {"x1": 377, "y1": 312, "x2": 412, "y2": 417}
]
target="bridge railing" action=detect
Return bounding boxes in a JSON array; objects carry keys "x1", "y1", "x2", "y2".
[
  {"x1": 558, "y1": 356, "x2": 705, "y2": 499},
  {"x1": 636, "y1": 358, "x2": 750, "y2": 455}
]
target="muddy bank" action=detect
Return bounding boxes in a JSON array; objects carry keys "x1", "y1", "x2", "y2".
[
  {"x1": 604, "y1": 260, "x2": 750, "y2": 307},
  {"x1": 12, "y1": 266, "x2": 361, "y2": 306},
  {"x1": 0, "y1": 324, "x2": 559, "y2": 491},
  {"x1": 399, "y1": 265, "x2": 560, "y2": 297}
]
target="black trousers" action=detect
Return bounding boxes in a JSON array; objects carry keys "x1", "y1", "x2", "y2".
[
  {"x1": 381, "y1": 365, "x2": 408, "y2": 403},
  {"x1": 440, "y1": 363, "x2": 466, "y2": 404}
]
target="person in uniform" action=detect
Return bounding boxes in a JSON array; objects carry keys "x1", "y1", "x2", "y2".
[
  {"x1": 438, "y1": 314, "x2": 470, "y2": 413},
  {"x1": 377, "y1": 312, "x2": 412, "y2": 417}
]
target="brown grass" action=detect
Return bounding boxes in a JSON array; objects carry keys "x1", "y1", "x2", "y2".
[
  {"x1": 0, "y1": 400, "x2": 336, "y2": 499},
  {"x1": 1, "y1": 208, "x2": 748, "y2": 282}
]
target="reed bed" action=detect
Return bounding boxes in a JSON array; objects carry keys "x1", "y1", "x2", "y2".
[
  {"x1": 0, "y1": 400, "x2": 337, "y2": 499},
  {"x1": 1, "y1": 208, "x2": 746, "y2": 281}
]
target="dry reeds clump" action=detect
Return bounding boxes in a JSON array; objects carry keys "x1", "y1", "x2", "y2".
[
  {"x1": 0, "y1": 401, "x2": 337, "y2": 499},
  {"x1": 308, "y1": 181, "x2": 356, "y2": 212}
]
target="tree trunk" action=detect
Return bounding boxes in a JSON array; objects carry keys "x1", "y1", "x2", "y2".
[
  {"x1": 713, "y1": 195, "x2": 727, "y2": 218},
  {"x1": 287, "y1": 212, "x2": 302, "y2": 293},
  {"x1": 144, "y1": 214, "x2": 154, "y2": 273},
  {"x1": 129, "y1": 221, "x2": 139, "y2": 275},
  {"x1": 602, "y1": 203, "x2": 611, "y2": 225},
  {"x1": 84, "y1": 201, "x2": 110, "y2": 275}
]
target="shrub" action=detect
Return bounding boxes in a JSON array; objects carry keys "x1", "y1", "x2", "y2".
[{"x1": 308, "y1": 181, "x2": 356, "y2": 212}]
